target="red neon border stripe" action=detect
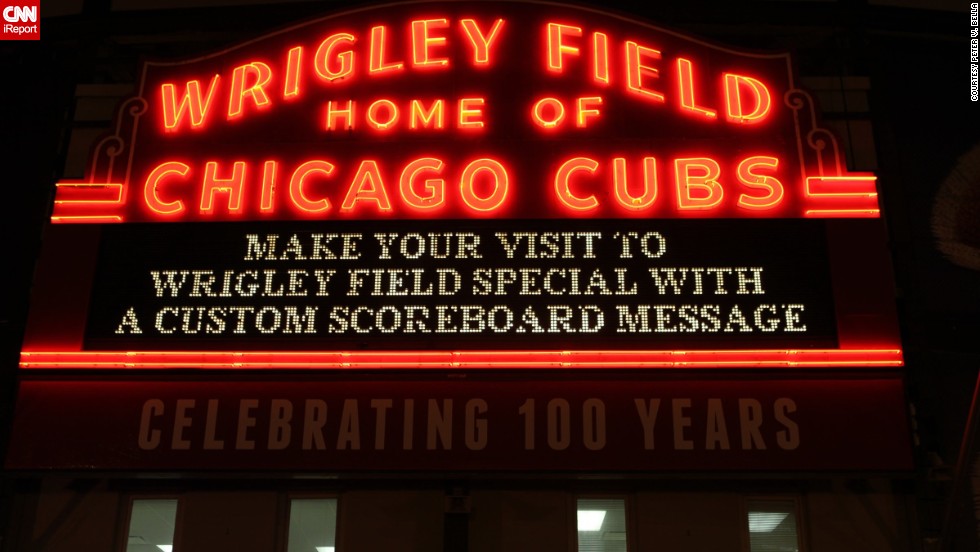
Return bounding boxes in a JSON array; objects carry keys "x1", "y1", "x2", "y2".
[{"x1": 19, "y1": 348, "x2": 903, "y2": 369}]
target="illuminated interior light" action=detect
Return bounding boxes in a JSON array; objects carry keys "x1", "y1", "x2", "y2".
[
  {"x1": 554, "y1": 157, "x2": 599, "y2": 210},
  {"x1": 314, "y1": 33, "x2": 356, "y2": 81},
  {"x1": 366, "y1": 99, "x2": 399, "y2": 130},
  {"x1": 676, "y1": 58, "x2": 717, "y2": 119},
  {"x1": 157, "y1": 546, "x2": 173, "y2": 552},
  {"x1": 736, "y1": 156, "x2": 784, "y2": 210},
  {"x1": 259, "y1": 160, "x2": 277, "y2": 212},
  {"x1": 143, "y1": 161, "x2": 190, "y2": 215},
  {"x1": 412, "y1": 18, "x2": 450, "y2": 67},
  {"x1": 546, "y1": 22, "x2": 583, "y2": 72},
  {"x1": 460, "y1": 18, "x2": 504, "y2": 66},
  {"x1": 341, "y1": 159, "x2": 392, "y2": 211},
  {"x1": 575, "y1": 96, "x2": 602, "y2": 128},
  {"x1": 613, "y1": 157, "x2": 658, "y2": 210},
  {"x1": 283, "y1": 46, "x2": 304, "y2": 98},
  {"x1": 724, "y1": 73, "x2": 772, "y2": 124},
  {"x1": 369, "y1": 25, "x2": 404, "y2": 74},
  {"x1": 625, "y1": 41, "x2": 665, "y2": 102},
  {"x1": 532, "y1": 97, "x2": 565, "y2": 129},
  {"x1": 459, "y1": 158, "x2": 508, "y2": 212},
  {"x1": 227, "y1": 61, "x2": 273, "y2": 120},
  {"x1": 748, "y1": 512, "x2": 789, "y2": 533},
  {"x1": 200, "y1": 161, "x2": 246, "y2": 214},
  {"x1": 458, "y1": 97, "x2": 485, "y2": 128},
  {"x1": 161, "y1": 74, "x2": 220, "y2": 132},
  {"x1": 675, "y1": 157, "x2": 723, "y2": 210},
  {"x1": 400, "y1": 157, "x2": 446, "y2": 209},
  {"x1": 592, "y1": 31, "x2": 610, "y2": 84},
  {"x1": 577, "y1": 510, "x2": 606, "y2": 531},
  {"x1": 325, "y1": 99, "x2": 355, "y2": 131},
  {"x1": 410, "y1": 98, "x2": 445, "y2": 129},
  {"x1": 316, "y1": 547, "x2": 335, "y2": 552},
  {"x1": 288, "y1": 160, "x2": 333, "y2": 213}
]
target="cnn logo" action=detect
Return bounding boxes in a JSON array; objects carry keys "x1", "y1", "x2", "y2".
[
  {"x1": 2, "y1": 5, "x2": 35, "y2": 22},
  {"x1": 1, "y1": 1, "x2": 39, "y2": 40}
]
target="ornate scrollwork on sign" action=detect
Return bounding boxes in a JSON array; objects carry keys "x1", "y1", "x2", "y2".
[
  {"x1": 785, "y1": 88, "x2": 879, "y2": 217},
  {"x1": 51, "y1": 96, "x2": 147, "y2": 223}
]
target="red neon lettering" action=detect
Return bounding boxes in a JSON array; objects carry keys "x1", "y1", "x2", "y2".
[
  {"x1": 546, "y1": 23, "x2": 582, "y2": 72},
  {"x1": 341, "y1": 160, "x2": 392, "y2": 211},
  {"x1": 325, "y1": 100, "x2": 355, "y2": 131},
  {"x1": 144, "y1": 162, "x2": 190, "y2": 215},
  {"x1": 366, "y1": 99, "x2": 399, "y2": 130},
  {"x1": 613, "y1": 157, "x2": 658, "y2": 210},
  {"x1": 289, "y1": 160, "x2": 333, "y2": 213},
  {"x1": 283, "y1": 46, "x2": 303, "y2": 98},
  {"x1": 410, "y1": 99, "x2": 445, "y2": 129},
  {"x1": 260, "y1": 160, "x2": 277, "y2": 212},
  {"x1": 412, "y1": 18, "x2": 449, "y2": 67},
  {"x1": 400, "y1": 157, "x2": 446, "y2": 209},
  {"x1": 724, "y1": 73, "x2": 772, "y2": 124},
  {"x1": 532, "y1": 97, "x2": 565, "y2": 129},
  {"x1": 314, "y1": 33, "x2": 356, "y2": 81},
  {"x1": 369, "y1": 26, "x2": 404, "y2": 74},
  {"x1": 161, "y1": 75, "x2": 220, "y2": 132},
  {"x1": 228, "y1": 62, "x2": 272, "y2": 120},
  {"x1": 677, "y1": 58, "x2": 717, "y2": 120},
  {"x1": 458, "y1": 98, "x2": 485, "y2": 128},
  {"x1": 460, "y1": 18, "x2": 505, "y2": 66},
  {"x1": 675, "y1": 158, "x2": 723, "y2": 210},
  {"x1": 554, "y1": 157, "x2": 599, "y2": 210},
  {"x1": 593, "y1": 32, "x2": 610, "y2": 84},
  {"x1": 737, "y1": 156, "x2": 784, "y2": 210},
  {"x1": 576, "y1": 96, "x2": 602, "y2": 127},
  {"x1": 625, "y1": 41, "x2": 665, "y2": 103},
  {"x1": 200, "y1": 161, "x2": 246, "y2": 214},
  {"x1": 460, "y1": 159, "x2": 508, "y2": 212}
]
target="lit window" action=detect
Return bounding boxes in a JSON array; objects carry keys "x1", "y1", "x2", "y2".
[
  {"x1": 125, "y1": 498, "x2": 178, "y2": 552},
  {"x1": 576, "y1": 498, "x2": 627, "y2": 552},
  {"x1": 287, "y1": 498, "x2": 338, "y2": 552},
  {"x1": 746, "y1": 499, "x2": 801, "y2": 552}
]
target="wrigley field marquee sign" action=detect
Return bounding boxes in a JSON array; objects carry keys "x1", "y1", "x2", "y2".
[
  {"x1": 21, "y1": 1, "x2": 900, "y2": 370},
  {"x1": 7, "y1": 1, "x2": 913, "y2": 474}
]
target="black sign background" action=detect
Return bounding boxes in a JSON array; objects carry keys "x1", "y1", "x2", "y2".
[{"x1": 84, "y1": 219, "x2": 837, "y2": 350}]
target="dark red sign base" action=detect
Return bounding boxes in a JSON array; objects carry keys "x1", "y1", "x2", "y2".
[{"x1": 6, "y1": 375, "x2": 912, "y2": 472}]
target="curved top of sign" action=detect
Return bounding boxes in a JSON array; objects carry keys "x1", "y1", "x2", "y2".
[{"x1": 52, "y1": 0, "x2": 880, "y2": 223}]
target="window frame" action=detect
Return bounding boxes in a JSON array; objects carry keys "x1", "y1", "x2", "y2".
[
  {"x1": 118, "y1": 495, "x2": 183, "y2": 552},
  {"x1": 571, "y1": 494, "x2": 632, "y2": 552},
  {"x1": 741, "y1": 495, "x2": 805, "y2": 552},
  {"x1": 279, "y1": 492, "x2": 342, "y2": 552}
]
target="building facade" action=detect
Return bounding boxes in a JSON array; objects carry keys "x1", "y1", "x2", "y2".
[{"x1": 3, "y1": 1, "x2": 975, "y2": 551}]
